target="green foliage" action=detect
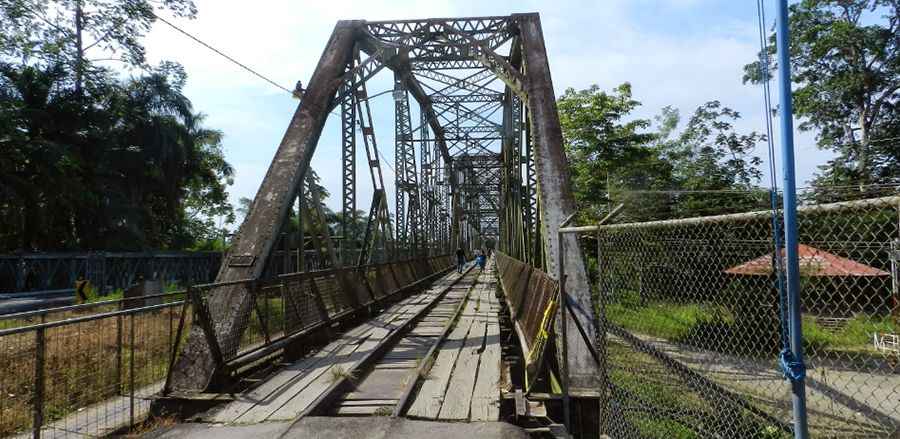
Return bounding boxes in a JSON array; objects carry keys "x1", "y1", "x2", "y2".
[
  {"x1": 558, "y1": 84, "x2": 766, "y2": 222},
  {"x1": 0, "y1": 0, "x2": 233, "y2": 251},
  {"x1": 744, "y1": 0, "x2": 900, "y2": 185},
  {"x1": 802, "y1": 313, "x2": 895, "y2": 353},
  {"x1": 557, "y1": 83, "x2": 665, "y2": 220},
  {"x1": 607, "y1": 291, "x2": 731, "y2": 341}
]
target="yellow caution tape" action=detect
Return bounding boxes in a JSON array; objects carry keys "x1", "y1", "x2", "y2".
[{"x1": 526, "y1": 295, "x2": 558, "y2": 365}]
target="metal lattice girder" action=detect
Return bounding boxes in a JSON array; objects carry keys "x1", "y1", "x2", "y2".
[
  {"x1": 169, "y1": 21, "x2": 360, "y2": 392},
  {"x1": 168, "y1": 15, "x2": 601, "y2": 410},
  {"x1": 429, "y1": 93, "x2": 504, "y2": 104},
  {"x1": 516, "y1": 13, "x2": 601, "y2": 392},
  {"x1": 411, "y1": 59, "x2": 485, "y2": 70},
  {"x1": 366, "y1": 16, "x2": 514, "y2": 61},
  {"x1": 393, "y1": 72, "x2": 421, "y2": 255},
  {"x1": 340, "y1": 74, "x2": 357, "y2": 250}
]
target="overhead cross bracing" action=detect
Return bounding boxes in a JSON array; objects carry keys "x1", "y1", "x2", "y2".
[{"x1": 164, "y1": 13, "x2": 602, "y2": 438}]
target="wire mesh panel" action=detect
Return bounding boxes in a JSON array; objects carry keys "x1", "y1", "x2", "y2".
[
  {"x1": 0, "y1": 329, "x2": 35, "y2": 437},
  {"x1": 282, "y1": 275, "x2": 326, "y2": 335},
  {"x1": 0, "y1": 301, "x2": 186, "y2": 438},
  {"x1": 596, "y1": 191, "x2": 900, "y2": 438}
]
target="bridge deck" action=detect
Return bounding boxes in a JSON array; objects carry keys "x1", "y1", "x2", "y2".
[{"x1": 204, "y1": 262, "x2": 503, "y2": 425}]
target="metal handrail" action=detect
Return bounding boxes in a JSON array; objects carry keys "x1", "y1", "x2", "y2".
[
  {"x1": 0, "y1": 300, "x2": 184, "y2": 337},
  {"x1": 0, "y1": 290, "x2": 186, "y2": 321}
]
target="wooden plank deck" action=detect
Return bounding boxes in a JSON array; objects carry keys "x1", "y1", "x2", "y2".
[
  {"x1": 406, "y1": 264, "x2": 502, "y2": 422},
  {"x1": 205, "y1": 271, "x2": 466, "y2": 424},
  {"x1": 204, "y1": 263, "x2": 502, "y2": 426}
]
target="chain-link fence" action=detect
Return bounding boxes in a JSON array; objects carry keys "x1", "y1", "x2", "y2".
[{"x1": 591, "y1": 187, "x2": 900, "y2": 438}]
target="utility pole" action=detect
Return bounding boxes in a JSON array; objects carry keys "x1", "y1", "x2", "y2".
[{"x1": 775, "y1": 1, "x2": 810, "y2": 437}]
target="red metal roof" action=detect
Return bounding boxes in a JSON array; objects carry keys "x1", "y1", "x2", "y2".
[{"x1": 724, "y1": 244, "x2": 890, "y2": 276}]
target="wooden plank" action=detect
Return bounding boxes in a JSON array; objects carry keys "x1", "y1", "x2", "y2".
[
  {"x1": 221, "y1": 278, "x2": 448, "y2": 423},
  {"x1": 471, "y1": 282, "x2": 502, "y2": 421},
  {"x1": 343, "y1": 368, "x2": 412, "y2": 400},
  {"x1": 265, "y1": 325, "x2": 388, "y2": 420},
  {"x1": 264, "y1": 275, "x2": 452, "y2": 420},
  {"x1": 207, "y1": 322, "x2": 366, "y2": 423},
  {"x1": 406, "y1": 282, "x2": 479, "y2": 419},
  {"x1": 437, "y1": 285, "x2": 488, "y2": 420},
  {"x1": 236, "y1": 331, "x2": 376, "y2": 423},
  {"x1": 337, "y1": 399, "x2": 399, "y2": 406}
]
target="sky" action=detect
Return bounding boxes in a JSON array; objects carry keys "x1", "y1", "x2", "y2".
[{"x1": 142, "y1": 0, "x2": 831, "y2": 224}]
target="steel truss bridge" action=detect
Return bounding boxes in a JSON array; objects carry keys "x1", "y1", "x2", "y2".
[{"x1": 165, "y1": 13, "x2": 602, "y2": 438}]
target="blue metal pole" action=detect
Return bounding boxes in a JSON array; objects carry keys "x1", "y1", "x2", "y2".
[{"x1": 774, "y1": 1, "x2": 809, "y2": 438}]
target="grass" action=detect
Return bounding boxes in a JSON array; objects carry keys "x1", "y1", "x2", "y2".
[
  {"x1": 329, "y1": 365, "x2": 357, "y2": 383},
  {"x1": 802, "y1": 313, "x2": 896, "y2": 354},
  {"x1": 607, "y1": 342, "x2": 788, "y2": 438},
  {"x1": 606, "y1": 291, "x2": 730, "y2": 341},
  {"x1": 608, "y1": 290, "x2": 895, "y2": 358}
]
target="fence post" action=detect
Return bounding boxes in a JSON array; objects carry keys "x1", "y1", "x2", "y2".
[
  {"x1": 775, "y1": 0, "x2": 809, "y2": 437},
  {"x1": 595, "y1": 230, "x2": 610, "y2": 434},
  {"x1": 32, "y1": 322, "x2": 46, "y2": 439},
  {"x1": 163, "y1": 291, "x2": 192, "y2": 396},
  {"x1": 116, "y1": 311, "x2": 123, "y2": 396},
  {"x1": 129, "y1": 313, "x2": 135, "y2": 428}
]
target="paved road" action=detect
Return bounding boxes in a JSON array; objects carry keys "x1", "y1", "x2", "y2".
[{"x1": 0, "y1": 295, "x2": 71, "y2": 315}]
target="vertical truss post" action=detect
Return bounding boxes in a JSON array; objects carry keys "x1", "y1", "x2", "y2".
[
  {"x1": 340, "y1": 76, "x2": 357, "y2": 265},
  {"x1": 168, "y1": 20, "x2": 358, "y2": 392},
  {"x1": 393, "y1": 71, "x2": 420, "y2": 258},
  {"x1": 419, "y1": 110, "x2": 433, "y2": 256},
  {"x1": 516, "y1": 12, "x2": 602, "y2": 394}
]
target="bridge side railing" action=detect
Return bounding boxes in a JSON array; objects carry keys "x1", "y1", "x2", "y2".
[
  {"x1": 494, "y1": 252, "x2": 559, "y2": 389},
  {"x1": 0, "y1": 252, "x2": 221, "y2": 295},
  {"x1": 165, "y1": 254, "x2": 454, "y2": 390},
  {"x1": 0, "y1": 254, "x2": 453, "y2": 438},
  {"x1": 0, "y1": 294, "x2": 190, "y2": 438}
]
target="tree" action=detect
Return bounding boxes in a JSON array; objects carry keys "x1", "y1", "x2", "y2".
[
  {"x1": 0, "y1": 61, "x2": 234, "y2": 251},
  {"x1": 558, "y1": 84, "x2": 765, "y2": 222},
  {"x1": 653, "y1": 101, "x2": 766, "y2": 217},
  {"x1": 744, "y1": 0, "x2": 900, "y2": 185},
  {"x1": 0, "y1": 0, "x2": 196, "y2": 96},
  {"x1": 0, "y1": 0, "x2": 234, "y2": 251},
  {"x1": 660, "y1": 101, "x2": 764, "y2": 191},
  {"x1": 557, "y1": 83, "x2": 666, "y2": 221}
]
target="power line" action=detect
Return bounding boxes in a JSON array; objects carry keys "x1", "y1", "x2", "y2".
[{"x1": 151, "y1": 13, "x2": 297, "y2": 97}]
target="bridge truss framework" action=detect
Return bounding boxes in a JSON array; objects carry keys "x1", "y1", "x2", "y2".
[{"x1": 168, "y1": 13, "x2": 602, "y2": 436}]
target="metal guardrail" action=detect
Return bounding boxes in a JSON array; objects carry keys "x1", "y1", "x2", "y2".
[
  {"x1": 0, "y1": 295, "x2": 188, "y2": 438},
  {"x1": 494, "y1": 252, "x2": 559, "y2": 390},
  {"x1": 0, "y1": 252, "x2": 221, "y2": 295}
]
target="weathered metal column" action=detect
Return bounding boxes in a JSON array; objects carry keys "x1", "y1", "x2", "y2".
[
  {"x1": 516, "y1": 12, "x2": 602, "y2": 394},
  {"x1": 168, "y1": 20, "x2": 359, "y2": 392}
]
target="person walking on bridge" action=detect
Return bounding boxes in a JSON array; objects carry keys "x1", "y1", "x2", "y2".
[{"x1": 455, "y1": 247, "x2": 466, "y2": 273}]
